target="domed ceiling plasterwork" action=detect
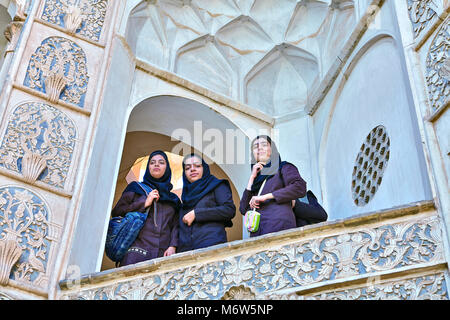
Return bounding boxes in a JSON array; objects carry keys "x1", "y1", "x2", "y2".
[{"x1": 126, "y1": 0, "x2": 356, "y2": 117}]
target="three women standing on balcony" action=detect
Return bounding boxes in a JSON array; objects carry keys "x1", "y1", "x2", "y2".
[
  {"x1": 111, "y1": 150, "x2": 181, "y2": 266},
  {"x1": 240, "y1": 135, "x2": 307, "y2": 237},
  {"x1": 178, "y1": 153, "x2": 236, "y2": 252}
]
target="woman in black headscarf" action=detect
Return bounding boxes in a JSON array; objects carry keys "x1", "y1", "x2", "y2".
[
  {"x1": 111, "y1": 150, "x2": 181, "y2": 266},
  {"x1": 239, "y1": 135, "x2": 307, "y2": 237},
  {"x1": 178, "y1": 153, "x2": 236, "y2": 252}
]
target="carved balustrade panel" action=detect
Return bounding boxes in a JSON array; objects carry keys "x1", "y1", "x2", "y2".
[
  {"x1": 265, "y1": 272, "x2": 449, "y2": 300},
  {"x1": 306, "y1": 272, "x2": 449, "y2": 300},
  {"x1": 62, "y1": 215, "x2": 445, "y2": 300}
]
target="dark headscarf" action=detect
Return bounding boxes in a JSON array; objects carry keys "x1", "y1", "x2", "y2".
[
  {"x1": 124, "y1": 150, "x2": 181, "y2": 209},
  {"x1": 250, "y1": 135, "x2": 287, "y2": 193},
  {"x1": 181, "y1": 153, "x2": 224, "y2": 209}
]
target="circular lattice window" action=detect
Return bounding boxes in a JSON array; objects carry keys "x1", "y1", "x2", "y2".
[{"x1": 351, "y1": 126, "x2": 390, "y2": 206}]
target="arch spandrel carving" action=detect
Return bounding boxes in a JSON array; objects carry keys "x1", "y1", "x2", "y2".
[
  {"x1": 23, "y1": 36, "x2": 89, "y2": 108},
  {"x1": 0, "y1": 102, "x2": 77, "y2": 189}
]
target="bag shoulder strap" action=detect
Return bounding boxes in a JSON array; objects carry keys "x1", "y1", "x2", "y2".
[
  {"x1": 250, "y1": 178, "x2": 268, "y2": 213},
  {"x1": 257, "y1": 178, "x2": 267, "y2": 197},
  {"x1": 135, "y1": 182, "x2": 153, "y2": 216}
]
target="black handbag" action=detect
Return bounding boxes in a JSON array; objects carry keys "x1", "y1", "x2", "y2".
[
  {"x1": 105, "y1": 182, "x2": 152, "y2": 263},
  {"x1": 293, "y1": 191, "x2": 328, "y2": 227},
  {"x1": 279, "y1": 166, "x2": 328, "y2": 227}
]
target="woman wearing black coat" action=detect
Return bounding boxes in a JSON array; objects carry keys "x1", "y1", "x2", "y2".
[
  {"x1": 111, "y1": 150, "x2": 181, "y2": 266},
  {"x1": 178, "y1": 153, "x2": 236, "y2": 252}
]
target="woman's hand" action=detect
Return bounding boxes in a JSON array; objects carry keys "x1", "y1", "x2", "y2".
[
  {"x1": 164, "y1": 246, "x2": 176, "y2": 257},
  {"x1": 182, "y1": 210, "x2": 195, "y2": 226},
  {"x1": 249, "y1": 193, "x2": 274, "y2": 209},
  {"x1": 247, "y1": 162, "x2": 265, "y2": 190},
  {"x1": 251, "y1": 162, "x2": 265, "y2": 179},
  {"x1": 145, "y1": 189, "x2": 159, "y2": 208}
]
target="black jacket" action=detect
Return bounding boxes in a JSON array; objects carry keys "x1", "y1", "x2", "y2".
[{"x1": 178, "y1": 181, "x2": 235, "y2": 252}]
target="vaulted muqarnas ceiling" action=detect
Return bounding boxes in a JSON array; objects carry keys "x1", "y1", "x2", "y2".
[{"x1": 126, "y1": 0, "x2": 356, "y2": 117}]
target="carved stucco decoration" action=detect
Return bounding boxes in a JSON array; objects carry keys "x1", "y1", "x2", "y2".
[
  {"x1": 4, "y1": 21, "x2": 25, "y2": 55},
  {"x1": 263, "y1": 272, "x2": 449, "y2": 300},
  {"x1": 407, "y1": 0, "x2": 440, "y2": 39},
  {"x1": 0, "y1": 240, "x2": 22, "y2": 285},
  {"x1": 426, "y1": 17, "x2": 449, "y2": 113},
  {"x1": 221, "y1": 285, "x2": 256, "y2": 300},
  {"x1": 305, "y1": 273, "x2": 449, "y2": 300},
  {"x1": 0, "y1": 291, "x2": 15, "y2": 300},
  {"x1": 41, "y1": 0, "x2": 108, "y2": 42},
  {"x1": 0, "y1": 187, "x2": 51, "y2": 289},
  {"x1": 0, "y1": 102, "x2": 77, "y2": 189},
  {"x1": 62, "y1": 215, "x2": 444, "y2": 300},
  {"x1": 23, "y1": 36, "x2": 89, "y2": 108}
]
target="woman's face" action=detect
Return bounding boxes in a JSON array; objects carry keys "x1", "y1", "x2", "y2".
[
  {"x1": 184, "y1": 156, "x2": 204, "y2": 183},
  {"x1": 252, "y1": 137, "x2": 272, "y2": 163},
  {"x1": 148, "y1": 154, "x2": 167, "y2": 179}
]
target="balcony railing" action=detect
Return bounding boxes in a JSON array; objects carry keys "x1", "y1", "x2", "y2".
[{"x1": 58, "y1": 200, "x2": 449, "y2": 300}]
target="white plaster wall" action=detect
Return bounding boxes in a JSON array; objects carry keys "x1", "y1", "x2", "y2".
[
  {"x1": 274, "y1": 115, "x2": 322, "y2": 201},
  {"x1": 319, "y1": 35, "x2": 432, "y2": 220},
  {"x1": 433, "y1": 111, "x2": 450, "y2": 181},
  {"x1": 68, "y1": 37, "x2": 136, "y2": 274}
]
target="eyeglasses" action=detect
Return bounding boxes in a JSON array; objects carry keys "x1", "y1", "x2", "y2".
[{"x1": 252, "y1": 142, "x2": 269, "y2": 150}]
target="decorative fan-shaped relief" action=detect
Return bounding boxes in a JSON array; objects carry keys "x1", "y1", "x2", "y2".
[
  {"x1": 245, "y1": 45, "x2": 318, "y2": 116},
  {"x1": 213, "y1": 15, "x2": 274, "y2": 78},
  {"x1": 285, "y1": 0, "x2": 330, "y2": 45},
  {"x1": 233, "y1": 0, "x2": 254, "y2": 15},
  {"x1": 249, "y1": 0, "x2": 298, "y2": 44},
  {"x1": 41, "y1": 0, "x2": 108, "y2": 41},
  {"x1": 23, "y1": 36, "x2": 89, "y2": 108},
  {"x1": 425, "y1": 17, "x2": 449, "y2": 113},
  {"x1": 0, "y1": 102, "x2": 77, "y2": 189},
  {"x1": 176, "y1": 36, "x2": 234, "y2": 96},
  {"x1": 159, "y1": 0, "x2": 207, "y2": 56},
  {"x1": 126, "y1": 2, "x2": 169, "y2": 69},
  {"x1": 159, "y1": 0, "x2": 207, "y2": 34},
  {"x1": 215, "y1": 15, "x2": 274, "y2": 54},
  {"x1": 191, "y1": 0, "x2": 240, "y2": 34},
  {"x1": 0, "y1": 186, "x2": 51, "y2": 288}
]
